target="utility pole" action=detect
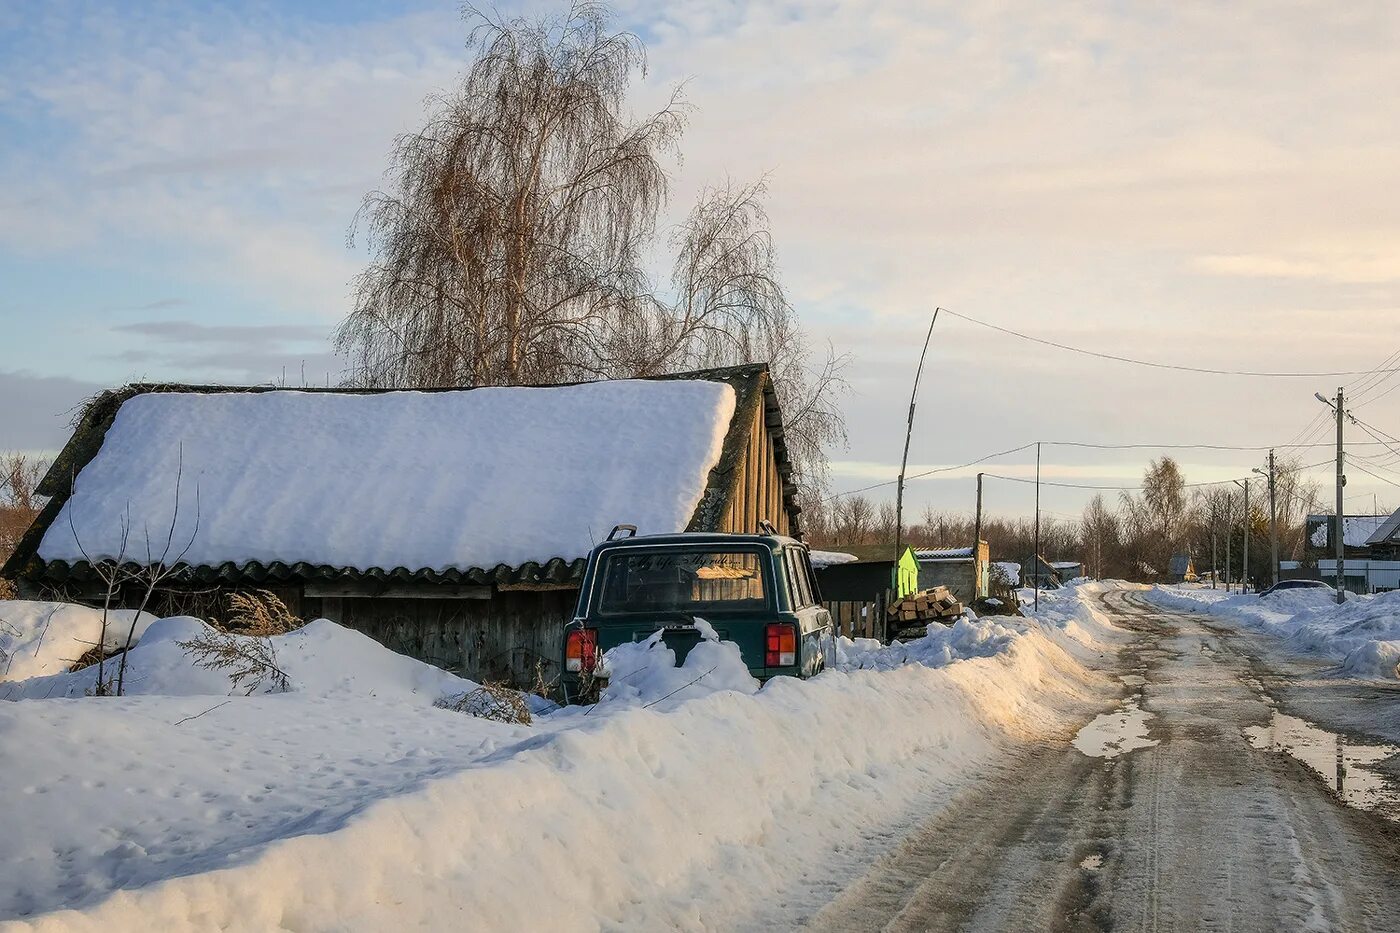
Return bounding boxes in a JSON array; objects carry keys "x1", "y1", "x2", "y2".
[
  {"x1": 1317, "y1": 388, "x2": 1348, "y2": 604},
  {"x1": 1335, "y1": 387, "x2": 1346, "y2": 604},
  {"x1": 894, "y1": 309, "x2": 940, "y2": 562},
  {"x1": 1255, "y1": 450, "x2": 1279, "y2": 587},
  {"x1": 972, "y1": 471, "x2": 984, "y2": 556},
  {"x1": 1034, "y1": 442, "x2": 1041, "y2": 612},
  {"x1": 1233, "y1": 478, "x2": 1250, "y2": 593},
  {"x1": 1224, "y1": 492, "x2": 1233, "y2": 593}
]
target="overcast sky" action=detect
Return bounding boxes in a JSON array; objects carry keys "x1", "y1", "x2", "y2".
[{"x1": 3, "y1": 1, "x2": 1400, "y2": 522}]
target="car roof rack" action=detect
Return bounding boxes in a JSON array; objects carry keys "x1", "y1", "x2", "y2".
[
  {"x1": 758, "y1": 519, "x2": 779, "y2": 536},
  {"x1": 607, "y1": 524, "x2": 638, "y2": 541}
]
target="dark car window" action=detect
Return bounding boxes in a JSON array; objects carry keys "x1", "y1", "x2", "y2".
[
  {"x1": 800, "y1": 549, "x2": 823, "y2": 604},
  {"x1": 784, "y1": 549, "x2": 814, "y2": 608},
  {"x1": 596, "y1": 549, "x2": 769, "y2": 614}
]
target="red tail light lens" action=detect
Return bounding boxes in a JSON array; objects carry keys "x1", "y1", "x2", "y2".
[
  {"x1": 765, "y1": 623, "x2": 797, "y2": 667},
  {"x1": 566, "y1": 628, "x2": 598, "y2": 673}
]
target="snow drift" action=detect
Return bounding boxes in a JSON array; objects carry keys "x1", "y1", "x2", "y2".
[
  {"x1": 0, "y1": 601, "x2": 158, "y2": 682},
  {"x1": 1147, "y1": 585, "x2": 1400, "y2": 678},
  {"x1": 0, "y1": 583, "x2": 1125, "y2": 930}
]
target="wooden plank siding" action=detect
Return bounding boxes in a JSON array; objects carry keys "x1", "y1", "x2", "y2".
[
  {"x1": 302, "y1": 589, "x2": 577, "y2": 686},
  {"x1": 719, "y1": 401, "x2": 791, "y2": 535}
]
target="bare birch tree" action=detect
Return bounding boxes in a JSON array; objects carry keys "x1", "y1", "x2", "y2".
[
  {"x1": 656, "y1": 179, "x2": 847, "y2": 496},
  {"x1": 337, "y1": 2, "x2": 684, "y2": 387},
  {"x1": 335, "y1": 4, "x2": 847, "y2": 499}
]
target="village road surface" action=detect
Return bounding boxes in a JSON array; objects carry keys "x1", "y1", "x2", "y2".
[{"x1": 808, "y1": 588, "x2": 1400, "y2": 932}]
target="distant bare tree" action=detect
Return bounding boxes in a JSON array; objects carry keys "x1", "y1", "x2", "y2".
[
  {"x1": 1081, "y1": 494, "x2": 1119, "y2": 579},
  {"x1": 652, "y1": 180, "x2": 848, "y2": 496},
  {"x1": 1, "y1": 452, "x2": 48, "y2": 567},
  {"x1": 1121, "y1": 457, "x2": 1187, "y2": 575}
]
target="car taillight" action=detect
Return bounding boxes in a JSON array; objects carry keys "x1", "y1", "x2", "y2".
[
  {"x1": 765, "y1": 623, "x2": 796, "y2": 667},
  {"x1": 566, "y1": 628, "x2": 597, "y2": 673}
]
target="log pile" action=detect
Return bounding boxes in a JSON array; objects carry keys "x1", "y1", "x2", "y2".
[{"x1": 886, "y1": 586, "x2": 963, "y2": 627}]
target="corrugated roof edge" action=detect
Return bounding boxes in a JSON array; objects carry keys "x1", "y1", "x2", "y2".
[{"x1": 4, "y1": 363, "x2": 803, "y2": 587}]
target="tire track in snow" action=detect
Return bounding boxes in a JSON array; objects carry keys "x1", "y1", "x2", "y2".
[{"x1": 807, "y1": 588, "x2": 1400, "y2": 933}]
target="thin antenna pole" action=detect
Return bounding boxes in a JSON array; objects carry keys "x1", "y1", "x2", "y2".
[
  {"x1": 895, "y1": 308, "x2": 941, "y2": 560},
  {"x1": 973, "y1": 472, "x2": 984, "y2": 595},
  {"x1": 1034, "y1": 441, "x2": 1041, "y2": 612},
  {"x1": 1336, "y1": 386, "x2": 1346, "y2": 603}
]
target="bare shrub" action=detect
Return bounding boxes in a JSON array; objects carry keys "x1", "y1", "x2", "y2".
[
  {"x1": 0, "y1": 578, "x2": 15, "y2": 601},
  {"x1": 222, "y1": 590, "x2": 302, "y2": 636},
  {"x1": 527, "y1": 659, "x2": 558, "y2": 702},
  {"x1": 176, "y1": 630, "x2": 290, "y2": 696},
  {"x1": 436, "y1": 682, "x2": 532, "y2": 725}
]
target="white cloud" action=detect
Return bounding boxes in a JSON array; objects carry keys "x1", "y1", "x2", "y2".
[{"x1": 4, "y1": 0, "x2": 1400, "y2": 511}]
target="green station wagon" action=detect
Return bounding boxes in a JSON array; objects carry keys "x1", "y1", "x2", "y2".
[{"x1": 561, "y1": 527, "x2": 834, "y2": 703}]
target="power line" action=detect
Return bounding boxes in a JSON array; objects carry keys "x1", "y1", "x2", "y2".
[
  {"x1": 979, "y1": 459, "x2": 1334, "y2": 493},
  {"x1": 940, "y1": 307, "x2": 1400, "y2": 378},
  {"x1": 1348, "y1": 459, "x2": 1400, "y2": 491},
  {"x1": 822, "y1": 441, "x2": 1037, "y2": 500}
]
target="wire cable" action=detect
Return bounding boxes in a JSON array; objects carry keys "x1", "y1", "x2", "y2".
[{"x1": 940, "y1": 307, "x2": 1400, "y2": 378}]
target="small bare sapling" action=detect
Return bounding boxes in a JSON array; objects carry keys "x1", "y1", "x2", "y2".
[
  {"x1": 176, "y1": 630, "x2": 290, "y2": 696},
  {"x1": 436, "y1": 682, "x2": 532, "y2": 725}
]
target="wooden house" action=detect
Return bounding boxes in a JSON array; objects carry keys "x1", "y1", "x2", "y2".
[
  {"x1": 913, "y1": 542, "x2": 990, "y2": 604},
  {"x1": 2, "y1": 363, "x2": 801, "y2": 686},
  {"x1": 813, "y1": 547, "x2": 919, "y2": 641}
]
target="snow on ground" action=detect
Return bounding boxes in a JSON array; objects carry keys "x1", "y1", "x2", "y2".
[
  {"x1": 0, "y1": 583, "x2": 1125, "y2": 931},
  {"x1": 1146, "y1": 585, "x2": 1400, "y2": 679},
  {"x1": 0, "y1": 601, "x2": 157, "y2": 682},
  {"x1": 38, "y1": 380, "x2": 736, "y2": 573}
]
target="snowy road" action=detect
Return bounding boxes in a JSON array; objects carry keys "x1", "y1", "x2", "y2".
[{"x1": 809, "y1": 589, "x2": 1400, "y2": 932}]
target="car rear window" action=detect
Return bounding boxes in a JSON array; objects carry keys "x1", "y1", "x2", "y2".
[{"x1": 596, "y1": 549, "x2": 769, "y2": 614}]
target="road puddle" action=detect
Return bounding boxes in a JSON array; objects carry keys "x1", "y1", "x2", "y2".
[
  {"x1": 1245, "y1": 712, "x2": 1400, "y2": 819},
  {"x1": 1073, "y1": 697, "x2": 1159, "y2": 759}
]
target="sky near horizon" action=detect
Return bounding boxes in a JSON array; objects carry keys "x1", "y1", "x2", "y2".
[{"x1": 3, "y1": 1, "x2": 1400, "y2": 522}]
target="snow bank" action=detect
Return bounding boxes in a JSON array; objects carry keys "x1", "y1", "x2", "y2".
[
  {"x1": 0, "y1": 616, "x2": 505, "y2": 707},
  {"x1": 0, "y1": 601, "x2": 157, "y2": 682},
  {"x1": 0, "y1": 585, "x2": 1124, "y2": 929},
  {"x1": 38, "y1": 380, "x2": 736, "y2": 573},
  {"x1": 1147, "y1": 585, "x2": 1400, "y2": 678},
  {"x1": 595, "y1": 621, "x2": 760, "y2": 707}
]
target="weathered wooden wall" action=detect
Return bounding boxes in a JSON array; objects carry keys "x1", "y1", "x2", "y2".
[
  {"x1": 303, "y1": 588, "x2": 577, "y2": 687},
  {"x1": 825, "y1": 594, "x2": 887, "y2": 640},
  {"x1": 719, "y1": 400, "x2": 790, "y2": 535}
]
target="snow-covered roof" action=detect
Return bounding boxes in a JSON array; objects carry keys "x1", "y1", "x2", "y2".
[
  {"x1": 1049, "y1": 561, "x2": 1081, "y2": 570},
  {"x1": 30, "y1": 380, "x2": 743, "y2": 576},
  {"x1": 915, "y1": 546, "x2": 974, "y2": 561},
  {"x1": 1309, "y1": 514, "x2": 1390, "y2": 549},
  {"x1": 807, "y1": 550, "x2": 858, "y2": 569},
  {"x1": 1364, "y1": 508, "x2": 1400, "y2": 546}
]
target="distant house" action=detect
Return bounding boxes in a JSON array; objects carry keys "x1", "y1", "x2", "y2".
[
  {"x1": 2, "y1": 363, "x2": 801, "y2": 686},
  {"x1": 813, "y1": 550, "x2": 918, "y2": 603},
  {"x1": 1304, "y1": 513, "x2": 1392, "y2": 560},
  {"x1": 1168, "y1": 554, "x2": 1197, "y2": 583},
  {"x1": 1049, "y1": 560, "x2": 1084, "y2": 581},
  {"x1": 914, "y1": 541, "x2": 990, "y2": 604},
  {"x1": 1284, "y1": 506, "x2": 1400, "y2": 593},
  {"x1": 813, "y1": 547, "x2": 919, "y2": 640},
  {"x1": 1019, "y1": 555, "x2": 1062, "y2": 589}
]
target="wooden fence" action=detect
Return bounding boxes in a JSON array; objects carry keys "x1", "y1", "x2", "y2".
[{"x1": 825, "y1": 591, "x2": 890, "y2": 640}]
